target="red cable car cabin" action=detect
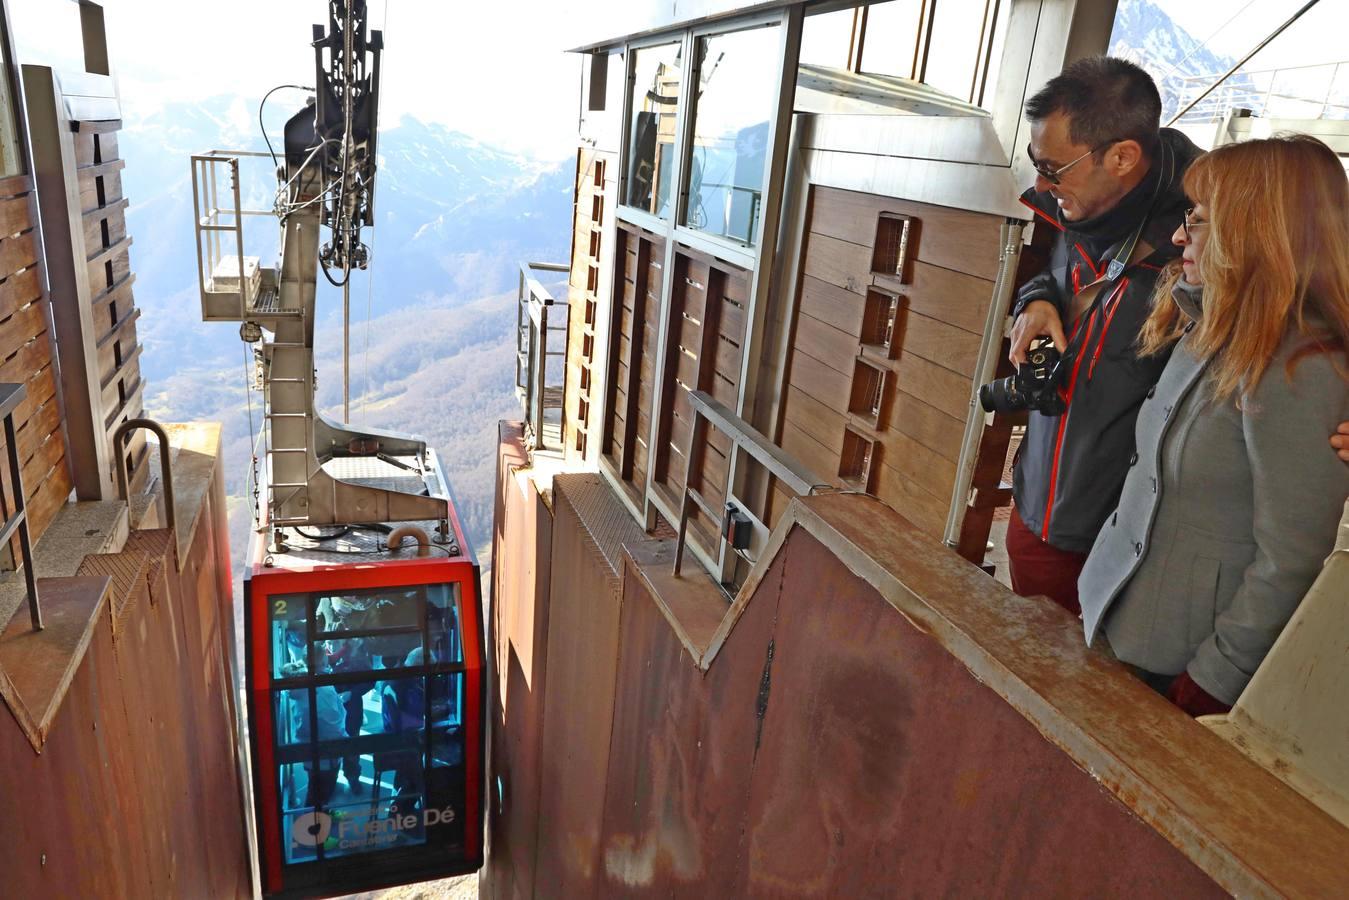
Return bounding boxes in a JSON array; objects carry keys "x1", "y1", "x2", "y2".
[{"x1": 243, "y1": 502, "x2": 484, "y2": 899}]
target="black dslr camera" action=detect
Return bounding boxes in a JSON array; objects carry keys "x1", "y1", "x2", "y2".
[{"x1": 979, "y1": 338, "x2": 1069, "y2": 415}]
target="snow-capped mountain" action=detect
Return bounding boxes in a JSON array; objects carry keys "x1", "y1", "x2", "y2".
[
  {"x1": 1109, "y1": 0, "x2": 1273, "y2": 123},
  {"x1": 119, "y1": 95, "x2": 573, "y2": 384}
]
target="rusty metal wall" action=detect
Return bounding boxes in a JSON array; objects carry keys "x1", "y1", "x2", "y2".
[
  {"x1": 485, "y1": 422, "x2": 553, "y2": 900},
  {"x1": 590, "y1": 527, "x2": 1222, "y2": 897},
  {"x1": 482, "y1": 459, "x2": 1237, "y2": 896},
  {"x1": 0, "y1": 448, "x2": 249, "y2": 897}
]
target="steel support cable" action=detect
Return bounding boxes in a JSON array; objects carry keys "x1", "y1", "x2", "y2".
[
  {"x1": 1174, "y1": 0, "x2": 1260, "y2": 70},
  {"x1": 362, "y1": 0, "x2": 389, "y2": 426},
  {"x1": 1167, "y1": 0, "x2": 1324, "y2": 125}
]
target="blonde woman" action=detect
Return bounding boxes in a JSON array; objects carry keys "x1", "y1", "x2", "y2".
[{"x1": 1078, "y1": 134, "x2": 1349, "y2": 716}]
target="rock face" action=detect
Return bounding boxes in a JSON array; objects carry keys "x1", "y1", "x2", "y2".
[{"x1": 1107, "y1": 0, "x2": 1258, "y2": 122}]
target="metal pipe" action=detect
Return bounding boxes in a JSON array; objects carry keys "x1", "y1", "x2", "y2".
[
  {"x1": 387, "y1": 524, "x2": 430, "y2": 557},
  {"x1": 1167, "y1": 0, "x2": 1323, "y2": 125},
  {"x1": 112, "y1": 417, "x2": 176, "y2": 537},
  {"x1": 943, "y1": 220, "x2": 1023, "y2": 549}
]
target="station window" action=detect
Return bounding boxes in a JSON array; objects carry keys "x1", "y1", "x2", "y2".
[
  {"x1": 858, "y1": 0, "x2": 924, "y2": 79},
  {"x1": 624, "y1": 42, "x2": 684, "y2": 217},
  {"x1": 0, "y1": 27, "x2": 25, "y2": 178},
  {"x1": 682, "y1": 23, "x2": 779, "y2": 246},
  {"x1": 267, "y1": 583, "x2": 466, "y2": 865},
  {"x1": 796, "y1": 0, "x2": 1010, "y2": 111}
]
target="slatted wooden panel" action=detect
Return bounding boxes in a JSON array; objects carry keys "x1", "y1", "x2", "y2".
[
  {"x1": 652, "y1": 246, "x2": 750, "y2": 549},
  {"x1": 775, "y1": 186, "x2": 1006, "y2": 547},
  {"x1": 563, "y1": 149, "x2": 614, "y2": 462},
  {"x1": 0, "y1": 174, "x2": 74, "y2": 560},
  {"x1": 602, "y1": 223, "x2": 663, "y2": 511},
  {"x1": 74, "y1": 128, "x2": 149, "y2": 494}
]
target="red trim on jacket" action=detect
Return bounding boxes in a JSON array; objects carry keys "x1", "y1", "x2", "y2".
[
  {"x1": 1074, "y1": 243, "x2": 1103, "y2": 279},
  {"x1": 1087, "y1": 278, "x2": 1129, "y2": 380},
  {"x1": 1042, "y1": 310, "x2": 1098, "y2": 541},
  {"x1": 1020, "y1": 196, "x2": 1064, "y2": 231}
]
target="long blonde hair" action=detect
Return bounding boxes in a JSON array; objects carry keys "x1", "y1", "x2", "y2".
[{"x1": 1138, "y1": 134, "x2": 1349, "y2": 402}]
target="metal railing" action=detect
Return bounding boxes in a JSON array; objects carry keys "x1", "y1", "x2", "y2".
[
  {"x1": 673, "y1": 389, "x2": 831, "y2": 580},
  {"x1": 190, "y1": 150, "x2": 276, "y2": 322},
  {"x1": 515, "y1": 262, "x2": 570, "y2": 452},
  {"x1": 1170, "y1": 61, "x2": 1349, "y2": 124},
  {"x1": 0, "y1": 383, "x2": 39, "y2": 630}
]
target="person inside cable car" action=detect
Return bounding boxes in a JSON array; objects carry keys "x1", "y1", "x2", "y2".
[
  {"x1": 282, "y1": 660, "x2": 350, "y2": 809},
  {"x1": 320, "y1": 596, "x2": 376, "y2": 795},
  {"x1": 1078, "y1": 134, "x2": 1349, "y2": 717}
]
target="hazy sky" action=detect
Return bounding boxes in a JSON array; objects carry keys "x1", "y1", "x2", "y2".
[
  {"x1": 8, "y1": 0, "x2": 1346, "y2": 160},
  {"x1": 8, "y1": 0, "x2": 589, "y2": 159},
  {"x1": 1160, "y1": 0, "x2": 1349, "y2": 70}
]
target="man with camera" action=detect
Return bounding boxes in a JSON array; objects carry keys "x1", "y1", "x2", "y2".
[
  {"x1": 1003, "y1": 58, "x2": 1349, "y2": 615},
  {"x1": 999, "y1": 57, "x2": 1200, "y2": 615}
]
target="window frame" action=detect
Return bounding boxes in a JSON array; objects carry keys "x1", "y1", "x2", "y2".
[{"x1": 602, "y1": 6, "x2": 804, "y2": 584}]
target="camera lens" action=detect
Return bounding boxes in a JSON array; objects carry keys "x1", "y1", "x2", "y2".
[{"x1": 979, "y1": 376, "x2": 1027, "y2": 414}]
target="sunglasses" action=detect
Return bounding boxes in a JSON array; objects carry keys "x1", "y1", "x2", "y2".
[
  {"x1": 1182, "y1": 207, "x2": 1209, "y2": 239},
  {"x1": 1027, "y1": 139, "x2": 1119, "y2": 185}
]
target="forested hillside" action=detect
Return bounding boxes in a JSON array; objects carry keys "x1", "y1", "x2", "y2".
[{"x1": 124, "y1": 96, "x2": 574, "y2": 564}]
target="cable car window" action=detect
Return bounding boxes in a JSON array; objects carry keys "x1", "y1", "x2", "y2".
[
  {"x1": 271, "y1": 596, "x2": 310, "y2": 678},
  {"x1": 265, "y1": 582, "x2": 469, "y2": 869},
  {"x1": 428, "y1": 583, "x2": 462, "y2": 664}
]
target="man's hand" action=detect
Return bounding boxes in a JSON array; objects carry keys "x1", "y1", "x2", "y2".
[
  {"x1": 1333, "y1": 422, "x2": 1349, "y2": 463},
  {"x1": 1009, "y1": 300, "x2": 1068, "y2": 366}
]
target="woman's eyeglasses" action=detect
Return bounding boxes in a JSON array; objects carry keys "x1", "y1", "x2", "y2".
[
  {"x1": 1027, "y1": 140, "x2": 1119, "y2": 185},
  {"x1": 1182, "y1": 207, "x2": 1209, "y2": 239}
]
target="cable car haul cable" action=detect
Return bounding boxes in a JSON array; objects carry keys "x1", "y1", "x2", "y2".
[{"x1": 190, "y1": 2, "x2": 486, "y2": 895}]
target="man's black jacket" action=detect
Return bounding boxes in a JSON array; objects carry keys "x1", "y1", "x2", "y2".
[{"x1": 1012, "y1": 128, "x2": 1204, "y2": 553}]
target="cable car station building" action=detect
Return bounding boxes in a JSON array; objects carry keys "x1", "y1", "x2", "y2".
[
  {"x1": 0, "y1": 0, "x2": 1345, "y2": 897},
  {"x1": 492, "y1": 0, "x2": 1349, "y2": 897}
]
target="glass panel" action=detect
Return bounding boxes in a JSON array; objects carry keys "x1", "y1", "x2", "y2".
[
  {"x1": 0, "y1": 42, "x2": 23, "y2": 178},
  {"x1": 429, "y1": 673, "x2": 465, "y2": 768},
  {"x1": 316, "y1": 588, "x2": 422, "y2": 672},
  {"x1": 859, "y1": 0, "x2": 923, "y2": 79},
  {"x1": 271, "y1": 594, "x2": 310, "y2": 679},
  {"x1": 323, "y1": 793, "x2": 428, "y2": 858},
  {"x1": 624, "y1": 42, "x2": 684, "y2": 217},
  {"x1": 683, "y1": 25, "x2": 780, "y2": 246},
  {"x1": 924, "y1": 0, "x2": 993, "y2": 102},
  {"x1": 799, "y1": 6, "x2": 857, "y2": 70},
  {"x1": 427, "y1": 583, "x2": 463, "y2": 664}
]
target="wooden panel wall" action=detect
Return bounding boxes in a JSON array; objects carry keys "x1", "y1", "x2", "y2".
[
  {"x1": 0, "y1": 173, "x2": 72, "y2": 558},
  {"x1": 651, "y1": 247, "x2": 749, "y2": 550},
  {"x1": 775, "y1": 186, "x2": 1012, "y2": 550},
  {"x1": 74, "y1": 126, "x2": 148, "y2": 494},
  {"x1": 563, "y1": 148, "x2": 614, "y2": 463},
  {"x1": 602, "y1": 223, "x2": 663, "y2": 511}
]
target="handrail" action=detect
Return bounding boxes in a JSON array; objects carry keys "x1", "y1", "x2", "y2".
[
  {"x1": 944, "y1": 219, "x2": 1023, "y2": 548},
  {"x1": 673, "y1": 389, "x2": 831, "y2": 577},
  {"x1": 112, "y1": 417, "x2": 176, "y2": 537},
  {"x1": 515, "y1": 262, "x2": 570, "y2": 452},
  {"x1": 0, "y1": 382, "x2": 40, "y2": 630}
]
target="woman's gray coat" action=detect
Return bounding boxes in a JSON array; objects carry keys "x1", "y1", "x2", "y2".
[{"x1": 1078, "y1": 285, "x2": 1349, "y2": 705}]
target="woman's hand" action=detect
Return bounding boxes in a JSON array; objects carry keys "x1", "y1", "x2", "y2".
[{"x1": 1333, "y1": 422, "x2": 1349, "y2": 463}]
